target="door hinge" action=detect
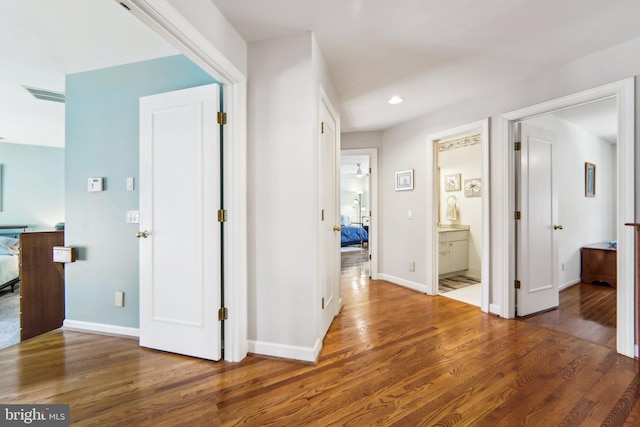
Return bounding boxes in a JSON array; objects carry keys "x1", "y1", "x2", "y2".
[
  {"x1": 514, "y1": 280, "x2": 521, "y2": 289},
  {"x1": 321, "y1": 209, "x2": 325, "y2": 221},
  {"x1": 218, "y1": 307, "x2": 228, "y2": 321},
  {"x1": 369, "y1": 167, "x2": 372, "y2": 174},
  {"x1": 217, "y1": 111, "x2": 227, "y2": 125},
  {"x1": 514, "y1": 211, "x2": 521, "y2": 220},
  {"x1": 369, "y1": 254, "x2": 372, "y2": 260},
  {"x1": 514, "y1": 141, "x2": 521, "y2": 151},
  {"x1": 218, "y1": 209, "x2": 228, "y2": 222},
  {"x1": 321, "y1": 297, "x2": 325, "y2": 309},
  {"x1": 321, "y1": 122, "x2": 325, "y2": 134}
]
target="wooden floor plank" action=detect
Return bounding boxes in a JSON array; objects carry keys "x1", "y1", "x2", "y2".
[{"x1": 0, "y1": 268, "x2": 637, "y2": 426}]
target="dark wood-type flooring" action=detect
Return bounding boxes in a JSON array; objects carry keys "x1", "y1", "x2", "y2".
[{"x1": 0, "y1": 267, "x2": 638, "y2": 425}]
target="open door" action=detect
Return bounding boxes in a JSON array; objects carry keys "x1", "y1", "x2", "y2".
[
  {"x1": 516, "y1": 123, "x2": 560, "y2": 316},
  {"x1": 319, "y1": 97, "x2": 340, "y2": 336},
  {"x1": 139, "y1": 84, "x2": 222, "y2": 360}
]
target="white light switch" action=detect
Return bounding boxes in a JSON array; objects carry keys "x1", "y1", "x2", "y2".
[
  {"x1": 408, "y1": 210, "x2": 413, "y2": 220},
  {"x1": 115, "y1": 291, "x2": 124, "y2": 307},
  {"x1": 126, "y1": 177, "x2": 135, "y2": 191},
  {"x1": 409, "y1": 261, "x2": 415, "y2": 272},
  {"x1": 126, "y1": 210, "x2": 140, "y2": 224}
]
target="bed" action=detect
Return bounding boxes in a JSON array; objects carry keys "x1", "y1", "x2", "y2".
[
  {"x1": 0, "y1": 226, "x2": 27, "y2": 293},
  {"x1": 341, "y1": 226, "x2": 369, "y2": 247}
]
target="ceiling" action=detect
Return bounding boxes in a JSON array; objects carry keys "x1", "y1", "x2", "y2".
[
  {"x1": 212, "y1": 0, "x2": 639, "y2": 134},
  {"x1": 0, "y1": 0, "x2": 177, "y2": 147},
  {"x1": 2, "y1": 1, "x2": 636, "y2": 148}
]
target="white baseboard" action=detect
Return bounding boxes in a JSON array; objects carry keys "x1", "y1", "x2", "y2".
[
  {"x1": 248, "y1": 338, "x2": 321, "y2": 363},
  {"x1": 559, "y1": 278, "x2": 581, "y2": 291},
  {"x1": 489, "y1": 304, "x2": 501, "y2": 315},
  {"x1": 378, "y1": 274, "x2": 428, "y2": 293},
  {"x1": 63, "y1": 319, "x2": 140, "y2": 338}
]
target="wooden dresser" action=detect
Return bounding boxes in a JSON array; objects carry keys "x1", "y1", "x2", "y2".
[
  {"x1": 581, "y1": 242, "x2": 617, "y2": 288},
  {"x1": 19, "y1": 230, "x2": 65, "y2": 341}
]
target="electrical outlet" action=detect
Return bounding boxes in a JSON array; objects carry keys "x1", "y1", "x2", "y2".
[{"x1": 409, "y1": 261, "x2": 415, "y2": 272}]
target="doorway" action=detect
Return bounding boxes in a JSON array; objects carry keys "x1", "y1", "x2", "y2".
[
  {"x1": 427, "y1": 119, "x2": 490, "y2": 313},
  {"x1": 498, "y1": 78, "x2": 634, "y2": 358},
  {"x1": 340, "y1": 148, "x2": 378, "y2": 280}
]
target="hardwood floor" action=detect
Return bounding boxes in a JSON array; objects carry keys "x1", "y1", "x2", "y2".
[
  {"x1": 0, "y1": 275, "x2": 638, "y2": 425},
  {"x1": 522, "y1": 282, "x2": 617, "y2": 350}
]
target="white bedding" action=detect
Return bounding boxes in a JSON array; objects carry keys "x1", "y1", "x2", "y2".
[{"x1": 0, "y1": 254, "x2": 19, "y2": 285}]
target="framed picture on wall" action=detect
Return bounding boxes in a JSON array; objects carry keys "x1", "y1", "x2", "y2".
[
  {"x1": 444, "y1": 173, "x2": 461, "y2": 192},
  {"x1": 395, "y1": 169, "x2": 414, "y2": 191},
  {"x1": 585, "y1": 162, "x2": 596, "y2": 197}
]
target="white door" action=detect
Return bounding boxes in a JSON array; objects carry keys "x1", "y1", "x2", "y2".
[
  {"x1": 319, "y1": 100, "x2": 340, "y2": 335},
  {"x1": 139, "y1": 84, "x2": 221, "y2": 360},
  {"x1": 516, "y1": 123, "x2": 559, "y2": 316}
]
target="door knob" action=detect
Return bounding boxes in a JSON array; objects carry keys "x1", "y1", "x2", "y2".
[
  {"x1": 333, "y1": 226, "x2": 341, "y2": 232},
  {"x1": 136, "y1": 230, "x2": 150, "y2": 238},
  {"x1": 553, "y1": 225, "x2": 563, "y2": 230}
]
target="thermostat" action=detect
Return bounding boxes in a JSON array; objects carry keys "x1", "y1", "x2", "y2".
[
  {"x1": 88, "y1": 177, "x2": 104, "y2": 192},
  {"x1": 53, "y1": 246, "x2": 76, "y2": 263}
]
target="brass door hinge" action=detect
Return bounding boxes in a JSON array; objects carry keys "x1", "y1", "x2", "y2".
[
  {"x1": 321, "y1": 122, "x2": 325, "y2": 134},
  {"x1": 321, "y1": 209, "x2": 325, "y2": 221},
  {"x1": 514, "y1": 211, "x2": 521, "y2": 220},
  {"x1": 217, "y1": 112, "x2": 227, "y2": 125},
  {"x1": 321, "y1": 297, "x2": 325, "y2": 309},
  {"x1": 515, "y1": 280, "x2": 521, "y2": 289},
  {"x1": 514, "y1": 141, "x2": 521, "y2": 151},
  {"x1": 218, "y1": 209, "x2": 228, "y2": 222},
  {"x1": 218, "y1": 307, "x2": 228, "y2": 321}
]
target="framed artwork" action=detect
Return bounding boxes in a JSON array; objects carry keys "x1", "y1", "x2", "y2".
[
  {"x1": 464, "y1": 178, "x2": 481, "y2": 197},
  {"x1": 395, "y1": 169, "x2": 414, "y2": 191},
  {"x1": 585, "y1": 162, "x2": 596, "y2": 197},
  {"x1": 444, "y1": 173, "x2": 461, "y2": 192}
]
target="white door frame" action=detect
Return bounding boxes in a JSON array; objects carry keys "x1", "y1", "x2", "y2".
[
  {"x1": 122, "y1": 0, "x2": 248, "y2": 362},
  {"x1": 496, "y1": 78, "x2": 635, "y2": 358},
  {"x1": 427, "y1": 119, "x2": 490, "y2": 313},
  {"x1": 340, "y1": 148, "x2": 379, "y2": 281}
]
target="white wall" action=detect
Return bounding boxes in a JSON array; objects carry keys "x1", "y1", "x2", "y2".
[
  {"x1": 377, "y1": 35, "x2": 640, "y2": 306},
  {"x1": 247, "y1": 32, "x2": 340, "y2": 361},
  {"x1": 438, "y1": 143, "x2": 482, "y2": 277},
  {"x1": 526, "y1": 114, "x2": 617, "y2": 289}
]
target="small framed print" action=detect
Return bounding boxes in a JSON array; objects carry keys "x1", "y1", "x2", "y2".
[
  {"x1": 464, "y1": 178, "x2": 481, "y2": 197},
  {"x1": 585, "y1": 162, "x2": 596, "y2": 197},
  {"x1": 444, "y1": 173, "x2": 461, "y2": 192},
  {"x1": 395, "y1": 169, "x2": 414, "y2": 191}
]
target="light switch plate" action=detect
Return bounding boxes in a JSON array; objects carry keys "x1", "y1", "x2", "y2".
[
  {"x1": 126, "y1": 177, "x2": 135, "y2": 191},
  {"x1": 126, "y1": 210, "x2": 140, "y2": 224}
]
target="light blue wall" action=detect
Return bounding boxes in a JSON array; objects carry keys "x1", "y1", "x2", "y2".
[
  {"x1": 65, "y1": 55, "x2": 216, "y2": 328},
  {"x1": 0, "y1": 142, "x2": 64, "y2": 229}
]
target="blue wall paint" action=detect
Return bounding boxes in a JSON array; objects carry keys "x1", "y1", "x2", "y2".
[
  {"x1": 65, "y1": 55, "x2": 216, "y2": 328},
  {"x1": 0, "y1": 143, "x2": 64, "y2": 229}
]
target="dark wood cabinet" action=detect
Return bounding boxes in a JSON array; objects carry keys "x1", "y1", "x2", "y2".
[
  {"x1": 19, "y1": 231, "x2": 65, "y2": 341},
  {"x1": 581, "y1": 242, "x2": 617, "y2": 288}
]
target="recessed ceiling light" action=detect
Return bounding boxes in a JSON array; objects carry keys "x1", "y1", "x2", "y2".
[{"x1": 388, "y1": 96, "x2": 404, "y2": 105}]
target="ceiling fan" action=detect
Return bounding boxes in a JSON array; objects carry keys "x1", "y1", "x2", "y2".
[{"x1": 345, "y1": 163, "x2": 369, "y2": 178}]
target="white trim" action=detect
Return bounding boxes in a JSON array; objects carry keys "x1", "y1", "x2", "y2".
[
  {"x1": 378, "y1": 274, "x2": 429, "y2": 294},
  {"x1": 558, "y1": 279, "x2": 581, "y2": 291},
  {"x1": 247, "y1": 339, "x2": 321, "y2": 363},
  {"x1": 63, "y1": 320, "x2": 140, "y2": 338},
  {"x1": 122, "y1": 0, "x2": 248, "y2": 362},
  {"x1": 498, "y1": 78, "x2": 635, "y2": 358},
  {"x1": 489, "y1": 304, "x2": 501, "y2": 315},
  {"x1": 340, "y1": 148, "x2": 379, "y2": 280},
  {"x1": 427, "y1": 119, "x2": 490, "y2": 313}
]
